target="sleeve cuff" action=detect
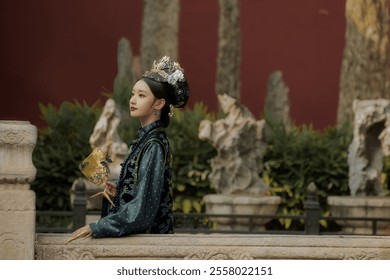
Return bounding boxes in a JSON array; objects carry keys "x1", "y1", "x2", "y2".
[{"x1": 89, "y1": 222, "x2": 100, "y2": 238}]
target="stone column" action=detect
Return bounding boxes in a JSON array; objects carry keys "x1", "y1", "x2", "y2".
[{"x1": 0, "y1": 121, "x2": 37, "y2": 259}]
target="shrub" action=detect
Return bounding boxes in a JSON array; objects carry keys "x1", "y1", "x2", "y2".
[
  {"x1": 167, "y1": 103, "x2": 217, "y2": 213},
  {"x1": 32, "y1": 101, "x2": 101, "y2": 214},
  {"x1": 262, "y1": 117, "x2": 352, "y2": 230},
  {"x1": 382, "y1": 158, "x2": 390, "y2": 195}
]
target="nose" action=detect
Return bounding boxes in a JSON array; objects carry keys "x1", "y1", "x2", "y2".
[{"x1": 130, "y1": 95, "x2": 136, "y2": 105}]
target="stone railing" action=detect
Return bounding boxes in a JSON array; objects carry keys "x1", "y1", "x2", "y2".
[{"x1": 35, "y1": 233, "x2": 390, "y2": 260}]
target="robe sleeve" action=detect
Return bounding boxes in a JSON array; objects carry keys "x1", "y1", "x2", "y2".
[{"x1": 89, "y1": 141, "x2": 165, "y2": 238}]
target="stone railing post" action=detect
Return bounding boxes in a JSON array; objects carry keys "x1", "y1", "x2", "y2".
[
  {"x1": 0, "y1": 121, "x2": 37, "y2": 259},
  {"x1": 72, "y1": 178, "x2": 87, "y2": 230},
  {"x1": 305, "y1": 182, "x2": 320, "y2": 235}
]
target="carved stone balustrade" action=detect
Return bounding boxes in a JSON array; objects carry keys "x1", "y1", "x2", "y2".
[
  {"x1": 35, "y1": 234, "x2": 390, "y2": 260},
  {"x1": 0, "y1": 121, "x2": 37, "y2": 259}
]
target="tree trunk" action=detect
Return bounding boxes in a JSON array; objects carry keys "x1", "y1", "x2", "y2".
[
  {"x1": 216, "y1": 0, "x2": 241, "y2": 101},
  {"x1": 337, "y1": 0, "x2": 390, "y2": 126},
  {"x1": 140, "y1": 0, "x2": 180, "y2": 72}
]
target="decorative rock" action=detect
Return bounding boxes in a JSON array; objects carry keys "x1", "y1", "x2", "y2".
[
  {"x1": 140, "y1": 0, "x2": 179, "y2": 72},
  {"x1": 199, "y1": 95, "x2": 280, "y2": 231},
  {"x1": 113, "y1": 37, "x2": 136, "y2": 90},
  {"x1": 348, "y1": 99, "x2": 390, "y2": 196},
  {"x1": 216, "y1": 0, "x2": 241, "y2": 101},
  {"x1": 71, "y1": 99, "x2": 128, "y2": 212},
  {"x1": 265, "y1": 71, "x2": 291, "y2": 129},
  {"x1": 199, "y1": 94, "x2": 268, "y2": 195},
  {"x1": 89, "y1": 98, "x2": 128, "y2": 180},
  {"x1": 329, "y1": 99, "x2": 390, "y2": 234}
]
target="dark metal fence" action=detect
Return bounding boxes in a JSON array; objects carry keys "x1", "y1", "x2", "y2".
[{"x1": 36, "y1": 179, "x2": 390, "y2": 235}]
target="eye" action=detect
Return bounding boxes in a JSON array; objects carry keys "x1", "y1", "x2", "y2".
[{"x1": 139, "y1": 93, "x2": 146, "y2": 98}]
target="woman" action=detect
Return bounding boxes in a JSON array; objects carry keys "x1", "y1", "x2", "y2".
[{"x1": 70, "y1": 56, "x2": 189, "y2": 240}]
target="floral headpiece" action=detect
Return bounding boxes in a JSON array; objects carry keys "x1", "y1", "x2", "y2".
[{"x1": 142, "y1": 56, "x2": 190, "y2": 108}]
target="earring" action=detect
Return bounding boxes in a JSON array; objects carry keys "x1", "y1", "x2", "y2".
[
  {"x1": 168, "y1": 105, "x2": 174, "y2": 118},
  {"x1": 154, "y1": 109, "x2": 161, "y2": 116}
]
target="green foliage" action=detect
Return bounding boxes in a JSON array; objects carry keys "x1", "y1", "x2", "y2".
[
  {"x1": 262, "y1": 117, "x2": 352, "y2": 230},
  {"x1": 381, "y1": 156, "x2": 390, "y2": 195},
  {"x1": 32, "y1": 101, "x2": 101, "y2": 213},
  {"x1": 167, "y1": 103, "x2": 217, "y2": 213}
]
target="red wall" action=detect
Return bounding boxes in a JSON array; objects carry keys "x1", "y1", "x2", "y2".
[
  {"x1": 0, "y1": 0, "x2": 346, "y2": 129},
  {"x1": 240, "y1": 0, "x2": 345, "y2": 128}
]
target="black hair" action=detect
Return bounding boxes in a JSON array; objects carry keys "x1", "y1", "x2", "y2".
[{"x1": 141, "y1": 77, "x2": 172, "y2": 128}]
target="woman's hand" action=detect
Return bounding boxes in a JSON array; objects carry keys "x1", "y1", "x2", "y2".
[
  {"x1": 66, "y1": 225, "x2": 92, "y2": 243},
  {"x1": 105, "y1": 181, "x2": 117, "y2": 197},
  {"x1": 89, "y1": 181, "x2": 117, "y2": 207}
]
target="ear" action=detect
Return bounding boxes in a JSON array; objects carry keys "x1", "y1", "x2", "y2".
[{"x1": 154, "y1": 98, "x2": 166, "y2": 110}]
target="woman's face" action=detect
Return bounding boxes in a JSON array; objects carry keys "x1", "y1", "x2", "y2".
[{"x1": 129, "y1": 79, "x2": 162, "y2": 126}]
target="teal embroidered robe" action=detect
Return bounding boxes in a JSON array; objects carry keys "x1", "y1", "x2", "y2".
[{"x1": 89, "y1": 120, "x2": 173, "y2": 237}]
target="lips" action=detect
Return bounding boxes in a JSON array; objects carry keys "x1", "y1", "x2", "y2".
[{"x1": 130, "y1": 107, "x2": 137, "y2": 111}]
